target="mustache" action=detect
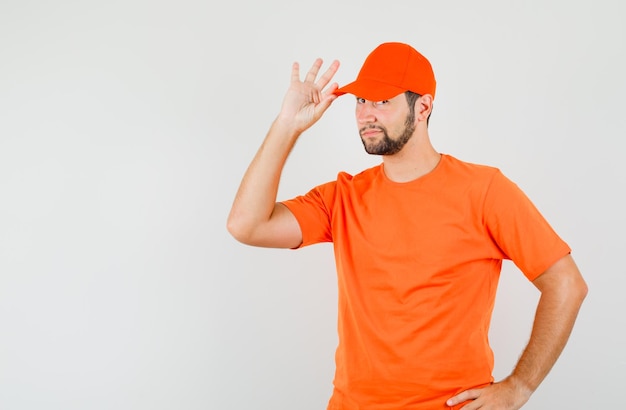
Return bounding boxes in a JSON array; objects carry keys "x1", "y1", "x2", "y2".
[{"x1": 359, "y1": 124, "x2": 386, "y2": 135}]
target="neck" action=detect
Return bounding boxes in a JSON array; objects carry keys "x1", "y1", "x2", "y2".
[{"x1": 381, "y1": 129, "x2": 441, "y2": 183}]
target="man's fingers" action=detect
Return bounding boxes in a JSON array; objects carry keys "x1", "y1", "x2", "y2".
[
  {"x1": 316, "y1": 85, "x2": 338, "y2": 110},
  {"x1": 292, "y1": 59, "x2": 339, "y2": 93},
  {"x1": 321, "y1": 82, "x2": 339, "y2": 99},
  {"x1": 309, "y1": 89, "x2": 321, "y2": 104},
  {"x1": 447, "y1": 389, "x2": 480, "y2": 407},
  {"x1": 291, "y1": 62, "x2": 301, "y2": 83},
  {"x1": 316, "y1": 59, "x2": 340, "y2": 89},
  {"x1": 289, "y1": 59, "x2": 339, "y2": 112},
  {"x1": 304, "y1": 58, "x2": 323, "y2": 83}
]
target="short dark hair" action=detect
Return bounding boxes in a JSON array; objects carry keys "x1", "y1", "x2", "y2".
[{"x1": 404, "y1": 91, "x2": 431, "y2": 126}]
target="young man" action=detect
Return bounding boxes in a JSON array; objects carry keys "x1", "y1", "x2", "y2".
[{"x1": 227, "y1": 42, "x2": 587, "y2": 409}]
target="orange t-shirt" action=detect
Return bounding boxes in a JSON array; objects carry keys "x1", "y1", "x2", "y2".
[{"x1": 282, "y1": 154, "x2": 570, "y2": 409}]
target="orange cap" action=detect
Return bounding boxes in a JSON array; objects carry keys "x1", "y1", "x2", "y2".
[{"x1": 335, "y1": 42, "x2": 436, "y2": 101}]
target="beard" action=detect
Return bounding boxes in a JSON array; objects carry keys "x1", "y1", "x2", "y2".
[{"x1": 359, "y1": 111, "x2": 416, "y2": 155}]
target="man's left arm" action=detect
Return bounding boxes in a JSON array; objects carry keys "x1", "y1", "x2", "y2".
[{"x1": 447, "y1": 254, "x2": 588, "y2": 409}]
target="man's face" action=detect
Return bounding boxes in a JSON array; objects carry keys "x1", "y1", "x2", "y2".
[{"x1": 356, "y1": 93, "x2": 416, "y2": 156}]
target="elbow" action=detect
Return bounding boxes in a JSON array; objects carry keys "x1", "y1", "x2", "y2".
[
  {"x1": 575, "y1": 276, "x2": 589, "y2": 304},
  {"x1": 226, "y1": 215, "x2": 254, "y2": 245},
  {"x1": 536, "y1": 254, "x2": 589, "y2": 307},
  {"x1": 563, "y1": 270, "x2": 588, "y2": 310},
  {"x1": 227, "y1": 211, "x2": 267, "y2": 246}
]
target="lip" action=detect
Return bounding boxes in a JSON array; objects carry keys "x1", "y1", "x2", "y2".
[{"x1": 361, "y1": 129, "x2": 383, "y2": 138}]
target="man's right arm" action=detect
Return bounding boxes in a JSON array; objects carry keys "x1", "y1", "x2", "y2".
[
  {"x1": 226, "y1": 59, "x2": 340, "y2": 248},
  {"x1": 227, "y1": 119, "x2": 305, "y2": 248}
]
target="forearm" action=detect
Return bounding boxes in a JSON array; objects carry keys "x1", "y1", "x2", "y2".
[
  {"x1": 227, "y1": 118, "x2": 300, "y2": 241},
  {"x1": 507, "y1": 258, "x2": 587, "y2": 396}
]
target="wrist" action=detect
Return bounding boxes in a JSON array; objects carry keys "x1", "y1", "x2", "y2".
[
  {"x1": 503, "y1": 374, "x2": 534, "y2": 402},
  {"x1": 272, "y1": 115, "x2": 305, "y2": 139}
]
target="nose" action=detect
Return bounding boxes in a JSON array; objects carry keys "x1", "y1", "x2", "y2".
[{"x1": 356, "y1": 103, "x2": 376, "y2": 125}]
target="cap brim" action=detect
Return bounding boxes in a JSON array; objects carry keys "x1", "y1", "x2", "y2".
[{"x1": 334, "y1": 79, "x2": 406, "y2": 102}]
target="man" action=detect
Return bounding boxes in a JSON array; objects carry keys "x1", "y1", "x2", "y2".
[{"x1": 227, "y1": 42, "x2": 587, "y2": 409}]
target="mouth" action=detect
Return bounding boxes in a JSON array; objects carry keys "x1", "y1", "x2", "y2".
[{"x1": 360, "y1": 127, "x2": 384, "y2": 138}]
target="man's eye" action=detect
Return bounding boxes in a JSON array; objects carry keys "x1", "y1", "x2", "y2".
[
  {"x1": 375, "y1": 100, "x2": 389, "y2": 105},
  {"x1": 356, "y1": 97, "x2": 366, "y2": 104}
]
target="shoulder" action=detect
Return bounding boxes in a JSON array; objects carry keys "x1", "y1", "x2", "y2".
[
  {"x1": 442, "y1": 154, "x2": 500, "y2": 179},
  {"x1": 302, "y1": 164, "x2": 380, "y2": 201},
  {"x1": 438, "y1": 154, "x2": 505, "y2": 194},
  {"x1": 335, "y1": 164, "x2": 382, "y2": 186}
]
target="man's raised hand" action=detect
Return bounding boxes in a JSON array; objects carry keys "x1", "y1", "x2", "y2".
[{"x1": 277, "y1": 58, "x2": 340, "y2": 134}]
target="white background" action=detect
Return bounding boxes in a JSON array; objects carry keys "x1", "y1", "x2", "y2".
[{"x1": 1, "y1": 0, "x2": 624, "y2": 409}]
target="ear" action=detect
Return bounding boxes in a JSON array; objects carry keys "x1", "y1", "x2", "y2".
[{"x1": 416, "y1": 94, "x2": 433, "y2": 123}]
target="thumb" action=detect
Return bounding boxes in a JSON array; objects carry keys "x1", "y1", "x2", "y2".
[{"x1": 315, "y1": 83, "x2": 339, "y2": 112}]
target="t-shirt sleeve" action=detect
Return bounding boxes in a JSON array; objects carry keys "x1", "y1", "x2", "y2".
[
  {"x1": 280, "y1": 181, "x2": 336, "y2": 248},
  {"x1": 483, "y1": 170, "x2": 571, "y2": 281}
]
